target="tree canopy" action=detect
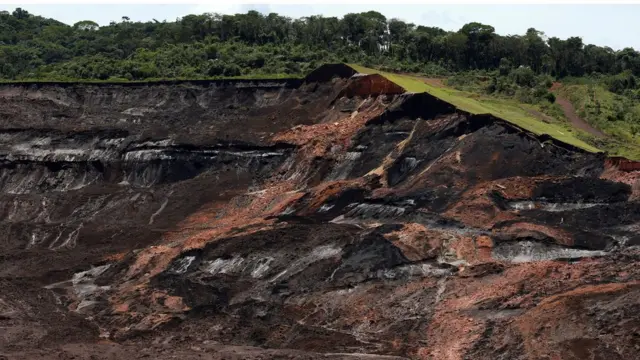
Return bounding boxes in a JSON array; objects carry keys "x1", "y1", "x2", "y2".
[{"x1": 1, "y1": 7, "x2": 639, "y2": 81}]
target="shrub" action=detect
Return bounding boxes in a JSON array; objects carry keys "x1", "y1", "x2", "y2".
[
  {"x1": 446, "y1": 72, "x2": 478, "y2": 89},
  {"x1": 544, "y1": 91, "x2": 556, "y2": 103},
  {"x1": 540, "y1": 75, "x2": 554, "y2": 89},
  {"x1": 423, "y1": 62, "x2": 450, "y2": 77},
  {"x1": 222, "y1": 64, "x2": 241, "y2": 77},
  {"x1": 510, "y1": 66, "x2": 536, "y2": 87},
  {"x1": 515, "y1": 88, "x2": 535, "y2": 103},
  {"x1": 533, "y1": 86, "x2": 548, "y2": 98},
  {"x1": 204, "y1": 44, "x2": 219, "y2": 60},
  {"x1": 495, "y1": 77, "x2": 516, "y2": 96},
  {"x1": 607, "y1": 71, "x2": 637, "y2": 94},
  {"x1": 284, "y1": 61, "x2": 300, "y2": 74},
  {"x1": 498, "y1": 57, "x2": 511, "y2": 76},
  {"x1": 485, "y1": 76, "x2": 497, "y2": 93},
  {"x1": 207, "y1": 60, "x2": 224, "y2": 76}
]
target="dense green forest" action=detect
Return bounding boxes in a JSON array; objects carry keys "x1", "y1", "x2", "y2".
[{"x1": 1, "y1": 7, "x2": 640, "y2": 82}]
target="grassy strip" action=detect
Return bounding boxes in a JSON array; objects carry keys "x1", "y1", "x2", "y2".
[{"x1": 348, "y1": 63, "x2": 602, "y2": 153}]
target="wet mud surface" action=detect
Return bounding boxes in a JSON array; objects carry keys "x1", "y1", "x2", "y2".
[{"x1": 1, "y1": 67, "x2": 639, "y2": 359}]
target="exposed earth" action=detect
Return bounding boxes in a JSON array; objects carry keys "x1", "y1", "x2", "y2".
[
  {"x1": 1, "y1": 65, "x2": 639, "y2": 359},
  {"x1": 551, "y1": 82, "x2": 607, "y2": 138}
]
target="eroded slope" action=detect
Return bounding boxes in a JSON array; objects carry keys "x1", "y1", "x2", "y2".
[{"x1": 1, "y1": 70, "x2": 639, "y2": 360}]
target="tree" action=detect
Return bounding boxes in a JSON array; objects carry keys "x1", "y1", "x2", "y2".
[
  {"x1": 0, "y1": 6, "x2": 636, "y2": 82},
  {"x1": 12, "y1": 8, "x2": 29, "y2": 20},
  {"x1": 564, "y1": 36, "x2": 585, "y2": 76},
  {"x1": 511, "y1": 66, "x2": 536, "y2": 87},
  {"x1": 524, "y1": 28, "x2": 547, "y2": 72},
  {"x1": 74, "y1": 20, "x2": 99, "y2": 31},
  {"x1": 459, "y1": 22, "x2": 495, "y2": 69},
  {"x1": 616, "y1": 48, "x2": 640, "y2": 75},
  {"x1": 444, "y1": 32, "x2": 468, "y2": 69}
]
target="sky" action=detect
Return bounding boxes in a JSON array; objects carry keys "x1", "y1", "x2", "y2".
[{"x1": 1, "y1": 3, "x2": 638, "y2": 51}]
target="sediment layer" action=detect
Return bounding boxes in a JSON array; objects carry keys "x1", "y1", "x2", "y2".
[{"x1": 1, "y1": 66, "x2": 639, "y2": 359}]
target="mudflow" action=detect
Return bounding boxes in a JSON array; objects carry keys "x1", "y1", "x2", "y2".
[{"x1": 1, "y1": 64, "x2": 639, "y2": 360}]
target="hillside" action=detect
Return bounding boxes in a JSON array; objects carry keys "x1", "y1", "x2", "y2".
[
  {"x1": 348, "y1": 64, "x2": 601, "y2": 152},
  {"x1": 1, "y1": 64, "x2": 639, "y2": 360},
  {"x1": 2, "y1": 8, "x2": 640, "y2": 159},
  {"x1": 556, "y1": 81, "x2": 640, "y2": 158},
  {"x1": 1, "y1": 7, "x2": 640, "y2": 360}
]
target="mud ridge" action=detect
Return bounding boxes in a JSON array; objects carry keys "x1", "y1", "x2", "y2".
[{"x1": 1, "y1": 68, "x2": 639, "y2": 359}]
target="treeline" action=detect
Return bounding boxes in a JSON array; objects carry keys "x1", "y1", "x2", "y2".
[{"x1": 1, "y1": 7, "x2": 640, "y2": 81}]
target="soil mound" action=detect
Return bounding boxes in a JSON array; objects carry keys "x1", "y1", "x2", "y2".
[
  {"x1": 304, "y1": 63, "x2": 358, "y2": 83},
  {"x1": 340, "y1": 73, "x2": 405, "y2": 97}
]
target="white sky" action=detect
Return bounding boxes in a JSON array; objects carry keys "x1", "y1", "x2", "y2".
[{"x1": 1, "y1": 3, "x2": 638, "y2": 50}]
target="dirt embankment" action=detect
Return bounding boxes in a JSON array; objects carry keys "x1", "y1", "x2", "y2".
[
  {"x1": 1, "y1": 71, "x2": 640, "y2": 360},
  {"x1": 551, "y1": 82, "x2": 606, "y2": 138}
]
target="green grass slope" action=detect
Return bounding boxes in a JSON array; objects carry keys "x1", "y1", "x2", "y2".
[
  {"x1": 557, "y1": 84, "x2": 640, "y2": 160},
  {"x1": 348, "y1": 64, "x2": 601, "y2": 154}
]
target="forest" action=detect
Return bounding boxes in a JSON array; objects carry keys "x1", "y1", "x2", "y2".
[{"x1": 1, "y1": 7, "x2": 640, "y2": 84}]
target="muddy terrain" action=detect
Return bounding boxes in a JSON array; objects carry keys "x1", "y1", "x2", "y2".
[{"x1": 1, "y1": 65, "x2": 639, "y2": 360}]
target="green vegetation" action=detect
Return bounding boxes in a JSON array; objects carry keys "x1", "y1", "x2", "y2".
[
  {"x1": 558, "y1": 82, "x2": 640, "y2": 159},
  {"x1": 2, "y1": 8, "x2": 640, "y2": 81},
  {"x1": 445, "y1": 65, "x2": 557, "y2": 111},
  {"x1": 355, "y1": 61, "x2": 640, "y2": 159},
  {"x1": 348, "y1": 64, "x2": 600, "y2": 153}
]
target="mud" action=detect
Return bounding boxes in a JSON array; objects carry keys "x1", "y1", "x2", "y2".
[{"x1": 1, "y1": 66, "x2": 639, "y2": 359}]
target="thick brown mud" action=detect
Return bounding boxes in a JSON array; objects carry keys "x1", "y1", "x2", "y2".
[{"x1": 1, "y1": 69, "x2": 639, "y2": 359}]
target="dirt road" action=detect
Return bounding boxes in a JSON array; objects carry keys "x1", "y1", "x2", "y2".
[{"x1": 552, "y1": 83, "x2": 606, "y2": 137}]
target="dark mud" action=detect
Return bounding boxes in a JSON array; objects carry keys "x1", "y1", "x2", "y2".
[{"x1": 1, "y1": 70, "x2": 639, "y2": 360}]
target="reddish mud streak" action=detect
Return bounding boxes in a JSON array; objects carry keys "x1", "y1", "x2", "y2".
[{"x1": 1, "y1": 65, "x2": 639, "y2": 359}]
